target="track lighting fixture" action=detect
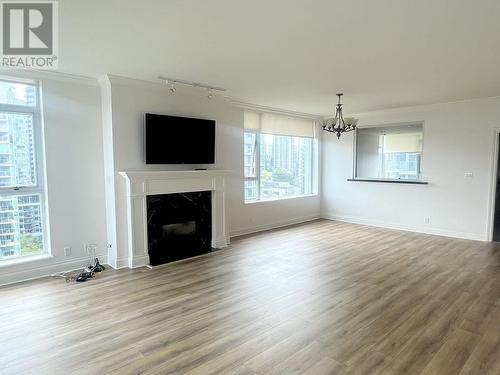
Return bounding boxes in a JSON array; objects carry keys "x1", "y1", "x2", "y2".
[{"x1": 158, "y1": 76, "x2": 226, "y2": 99}]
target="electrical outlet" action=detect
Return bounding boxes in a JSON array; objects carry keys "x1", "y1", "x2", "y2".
[
  {"x1": 424, "y1": 217, "x2": 430, "y2": 224},
  {"x1": 85, "y1": 244, "x2": 97, "y2": 255},
  {"x1": 63, "y1": 247, "x2": 71, "y2": 256}
]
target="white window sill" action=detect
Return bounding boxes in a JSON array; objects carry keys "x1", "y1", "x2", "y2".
[
  {"x1": 245, "y1": 194, "x2": 318, "y2": 204},
  {"x1": 0, "y1": 254, "x2": 52, "y2": 268},
  {"x1": 347, "y1": 178, "x2": 428, "y2": 185}
]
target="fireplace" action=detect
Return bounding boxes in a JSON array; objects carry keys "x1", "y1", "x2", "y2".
[
  {"x1": 119, "y1": 170, "x2": 228, "y2": 269},
  {"x1": 147, "y1": 191, "x2": 212, "y2": 266}
]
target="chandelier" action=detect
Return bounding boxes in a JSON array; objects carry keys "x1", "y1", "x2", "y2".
[{"x1": 322, "y1": 93, "x2": 357, "y2": 138}]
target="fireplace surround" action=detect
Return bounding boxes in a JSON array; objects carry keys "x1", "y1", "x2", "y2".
[{"x1": 119, "y1": 170, "x2": 229, "y2": 268}]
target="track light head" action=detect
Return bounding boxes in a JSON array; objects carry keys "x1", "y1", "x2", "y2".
[
  {"x1": 207, "y1": 88, "x2": 214, "y2": 99},
  {"x1": 169, "y1": 82, "x2": 176, "y2": 93}
]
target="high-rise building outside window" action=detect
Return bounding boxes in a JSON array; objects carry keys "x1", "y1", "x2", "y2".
[
  {"x1": 0, "y1": 78, "x2": 48, "y2": 260},
  {"x1": 244, "y1": 111, "x2": 317, "y2": 202}
]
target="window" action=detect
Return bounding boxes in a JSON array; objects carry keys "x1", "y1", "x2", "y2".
[
  {"x1": 244, "y1": 111, "x2": 316, "y2": 202},
  {"x1": 0, "y1": 78, "x2": 47, "y2": 260},
  {"x1": 355, "y1": 123, "x2": 423, "y2": 181}
]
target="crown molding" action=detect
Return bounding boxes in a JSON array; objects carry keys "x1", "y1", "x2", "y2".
[
  {"x1": 102, "y1": 74, "x2": 159, "y2": 87},
  {"x1": 0, "y1": 68, "x2": 99, "y2": 86},
  {"x1": 0, "y1": 71, "x2": 324, "y2": 120},
  {"x1": 101, "y1": 74, "x2": 322, "y2": 119},
  {"x1": 350, "y1": 94, "x2": 500, "y2": 118},
  {"x1": 226, "y1": 98, "x2": 322, "y2": 120},
  {"x1": 102, "y1": 74, "x2": 225, "y2": 99}
]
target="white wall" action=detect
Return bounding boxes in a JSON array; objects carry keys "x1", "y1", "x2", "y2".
[
  {"x1": 0, "y1": 74, "x2": 107, "y2": 285},
  {"x1": 102, "y1": 76, "x2": 321, "y2": 268},
  {"x1": 322, "y1": 96, "x2": 500, "y2": 241}
]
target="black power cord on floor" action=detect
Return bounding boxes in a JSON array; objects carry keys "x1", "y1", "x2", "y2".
[
  {"x1": 91, "y1": 258, "x2": 105, "y2": 273},
  {"x1": 52, "y1": 257, "x2": 106, "y2": 283},
  {"x1": 76, "y1": 258, "x2": 106, "y2": 282}
]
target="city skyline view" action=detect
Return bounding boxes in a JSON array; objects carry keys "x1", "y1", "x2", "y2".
[
  {"x1": 0, "y1": 82, "x2": 44, "y2": 259},
  {"x1": 244, "y1": 132, "x2": 313, "y2": 201}
]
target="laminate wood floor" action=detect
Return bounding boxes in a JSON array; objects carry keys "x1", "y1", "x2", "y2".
[{"x1": 1, "y1": 220, "x2": 500, "y2": 375}]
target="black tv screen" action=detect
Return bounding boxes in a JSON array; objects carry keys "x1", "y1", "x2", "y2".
[{"x1": 145, "y1": 113, "x2": 215, "y2": 164}]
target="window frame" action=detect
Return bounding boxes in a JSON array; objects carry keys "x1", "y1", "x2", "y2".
[
  {"x1": 352, "y1": 122, "x2": 425, "y2": 182},
  {"x1": 244, "y1": 130, "x2": 317, "y2": 203},
  {"x1": 0, "y1": 78, "x2": 49, "y2": 261},
  {"x1": 244, "y1": 129, "x2": 260, "y2": 200}
]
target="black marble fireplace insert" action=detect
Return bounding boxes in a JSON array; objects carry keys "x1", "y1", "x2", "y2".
[{"x1": 146, "y1": 191, "x2": 212, "y2": 266}]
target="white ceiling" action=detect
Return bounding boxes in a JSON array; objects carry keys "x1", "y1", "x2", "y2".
[{"x1": 58, "y1": 0, "x2": 500, "y2": 115}]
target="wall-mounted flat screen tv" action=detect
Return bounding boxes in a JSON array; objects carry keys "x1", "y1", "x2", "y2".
[{"x1": 145, "y1": 113, "x2": 215, "y2": 164}]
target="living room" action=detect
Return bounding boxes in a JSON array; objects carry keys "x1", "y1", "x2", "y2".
[{"x1": 1, "y1": 1, "x2": 499, "y2": 374}]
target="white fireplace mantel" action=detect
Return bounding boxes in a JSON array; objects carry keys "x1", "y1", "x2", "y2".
[{"x1": 119, "y1": 170, "x2": 229, "y2": 268}]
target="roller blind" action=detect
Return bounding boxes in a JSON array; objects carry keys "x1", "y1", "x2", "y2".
[
  {"x1": 244, "y1": 110, "x2": 316, "y2": 138},
  {"x1": 243, "y1": 111, "x2": 260, "y2": 131},
  {"x1": 383, "y1": 133, "x2": 422, "y2": 153}
]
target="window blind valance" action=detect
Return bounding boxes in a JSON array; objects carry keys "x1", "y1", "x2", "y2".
[{"x1": 244, "y1": 110, "x2": 316, "y2": 138}]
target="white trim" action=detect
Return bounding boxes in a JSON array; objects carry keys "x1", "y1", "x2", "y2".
[
  {"x1": 245, "y1": 193, "x2": 318, "y2": 204},
  {"x1": 214, "y1": 238, "x2": 229, "y2": 248},
  {"x1": 119, "y1": 170, "x2": 229, "y2": 268},
  {"x1": 229, "y1": 214, "x2": 320, "y2": 238},
  {"x1": 0, "y1": 254, "x2": 108, "y2": 286},
  {"x1": 0, "y1": 253, "x2": 52, "y2": 267},
  {"x1": 130, "y1": 255, "x2": 150, "y2": 269},
  {"x1": 101, "y1": 74, "x2": 325, "y2": 120},
  {"x1": 244, "y1": 130, "x2": 260, "y2": 201},
  {"x1": 350, "y1": 95, "x2": 500, "y2": 118},
  {"x1": 487, "y1": 128, "x2": 500, "y2": 241},
  {"x1": 229, "y1": 99, "x2": 322, "y2": 120},
  {"x1": 103, "y1": 74, "x2": 220, "y2": 100},
  {"x1": 0, "y1": 69, "x2": 98, "y2": 86},
  {"x1": 111, "y1": 257, "x2": 130, "y2": 270},
  {"x1": 322, "y1": 213, "x2": 486, "y2": 241},
  {"x1": 0, "y1": 75, "x2": 37, "y2": 85},
  {"x1": 36, "y1": 79, "x2": 52, "y2": 258},
  {"x1": 119, "y1": 170, "x2": 230, "y2": 179}
]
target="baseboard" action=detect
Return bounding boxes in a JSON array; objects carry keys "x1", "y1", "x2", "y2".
[
  {"x1": 0, "y1": 254, "x2": 109, "y2": 287},
  {"x1": 113, "y1": 257, "x2": 130, "y2": 270},
  {"x1": 111, "y1": 257, "x2": 150, "y2": 269},
  {"x1": 229, "y1": 214, "x2": 320, "y2": 238},
  {"x1": 213, "y1": 238, "x2": 228, "y2": 248},
  {"x1": 322, "y1": 213, "x2": 486, "y2": 241},
  {"x1": 130, "y1": 255, "x2": 150, "y2": 269}
]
